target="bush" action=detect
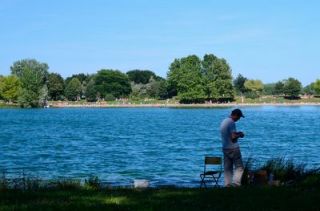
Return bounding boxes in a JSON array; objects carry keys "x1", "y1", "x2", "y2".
[
  {"x1": 260, "y1": 158, "x2": 305, "y2": 183},
  {"x1": 105, "y1": 94, "x2": 116, "y2": 101}
]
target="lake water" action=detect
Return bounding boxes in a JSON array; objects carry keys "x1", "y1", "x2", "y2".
[{"x1": 0, "y1": 106, "x2": 319, "y2": 187}]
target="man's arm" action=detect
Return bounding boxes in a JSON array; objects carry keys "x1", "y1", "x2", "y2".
[{"x1": 231, "y1": 132, "x2": 244, "y2": 142}]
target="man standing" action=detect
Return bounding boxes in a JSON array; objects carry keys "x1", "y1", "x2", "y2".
[{"x1": 220, "y1": 108, "x2": 245, "y2": 187}]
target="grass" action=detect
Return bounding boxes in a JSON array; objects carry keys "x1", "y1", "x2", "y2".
[
  {"x1": 1, "y1": 158, "x2": 320, "y2": 210},
  {"x1": 1, "y1": 97, "x2": 320, "y2": 108},
  {"x1": 1, "y1": 186, "x2": 320, "y2": 210},
  {"x1": 234, "y1": 96, "x2": 320, "y2": 104},
  {"x1": 51, "y1": 96, "x2": 320, "y2": 107}
]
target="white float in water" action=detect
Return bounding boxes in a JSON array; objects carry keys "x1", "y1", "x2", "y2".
[{"x1": 133, "y1": 179, "x2": 149, "y2": 188}]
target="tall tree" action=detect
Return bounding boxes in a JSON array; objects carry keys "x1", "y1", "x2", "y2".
[
  {"x1": 303, "y1": 84, "x2": 315, "y2": 96},
  {"x1": 85, "y1": 78, "x2": 98, "y2": 102},
  {"x1": 274, "y1": 81, "x2": 285, "y2": 96},
  {"x1": 210, "y1": 58, "x2": 234, "y2": 99},
  {"x1": 283, "y1": 78, "x2": 302, "y2": 98},
  {"x1": 65, "y1": 78, "x2": 82, "y2": 101},
  {"x1": 127, "y1": 70, "x2": 157, "y2": 84},
  {"x1": 233, "y1": 74, "x2": 248, "y2": 94},
  {"x1": 0, "y1": 75, "x2": 21, "y2": 102},
  {"x1": 312, "y1": 79, "x2": 320, "y2": 95},
  {"x1": 48, "y1": 73, "x2": 65, "y2": 100},
  {"x1": 95, "y1": 69, "x2": 131, "y2": 99},
  {"x1": 167, "y1": 55, "x2": 206, "y2": 103},
  {"x1": 65, "y1": 73, "x2": 92, "y2": 99},
  {"x1": 167, "y1": 54, "x2": 234, "y2": 103},
  {"x1": 10, "y1": 59, "x2": 49, "y2": 107}
]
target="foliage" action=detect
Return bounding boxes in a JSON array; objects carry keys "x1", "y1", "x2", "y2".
[
  {"x1": 11, "y1": 59, "x2": 49, "y2": 79},
  {"x1": 85, "y1": 78, "x2": 98, "y2": 102},
  {"x1": 48, "y1": 73, "x2": 65, "y2": 100},
  {"x1": 65, "y1": 73, "x2": 91, "y2": 85},
  {"x1": 167, "y1": 54, "x2": 234, "y2": 103},
  {"x1": 312, "y1": 79, "x2": 320, "y2": 95},
  {"x1": 65, "y1": 73, "x2": 92, "y2": 99},
  {"x1": 244, "y1": 79, "x2": 264, "y2": 98},
  {"x1": 303, "y1": 84, "x2": 315, "y2": 95},
  {"x1": 64, "y1": 78, "x2": 82, "y2": 101},
  {"x1": 127, "y1": 70, "x2": 157, "y2": 84},
  {"x1": 105, "y1": 93, "x2": 116, "y2": 101},
  {"x1": 263, "y1": 83, "x2": 276, "y2": 95},
  {"x1": 0, "y1": 75, "x2": 21, "y2": 102},
  {"x1": 128, "y1": 71, "x2": 168, "y2": 100},
  {"x1": 233, "y1": 74, "x2": 247, "y2": 94},
  {"x1": 95, "y1": 69, "x2": 131, "y2": 99},
  {"x1": 283, "y1": 78, "x2": 302, "y2": 98},
  {"x1": 11, "y1": 59, "x2": 49, "y2": 107},
  {"x1": 274, "y1": 81, "x2": 285, "y2": 96},
  {"x1": 260, "y1": 158, "x2": 311, "y2": 184}
]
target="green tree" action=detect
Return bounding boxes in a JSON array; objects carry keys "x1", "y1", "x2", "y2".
[
  {"x1": 10, "y1": 59, "x2": 49, "y2": 107},
  {"x1": 274, "y1": 81, "x2": 285, "y2": 96},
  {"x1": 65, "y1": 73, "x2": 92, "y2": 99},
  {"x1": 95, "y1": 69, "x2": 131, "y2": 99},
  {"x1": 65, "y1": 73, "x2": 91, "y2": 85},
  {"x1": 233, "y1": 74, "x2": 247, "y2": 94},
  {"x1": 65, "y1": 78, "x2": 82, "y2": 101},
  {"x1": 263, "y1": 83, "x2": 276, "y2": 95},
  {"x1": 167, "y1": 54, "x2": 234, "y2": 103},
  {"x1": 244, "y1": 79, "x2": 264, "y2": 98},
  {"x1": 158, "y1": 80, "x2": 168, "y2": 99},
  {"x1": 303, "y1": 83, "x2": 315, "y2": 96},
  {"x1": 0, "y1": 75, "x2": 21, "y2": 102},
  {"x1": 209, "y1": 58, "x2": 234, "y2": 99},
  {"x1": 127, "y1": 70, "x2": 157, "y2": 84},
  {"x1": 85, "y1": 78, "x2": 98, "y2": 102},
  {"x1": 145, "y1": 77, "x2": 162, "y2": 98},
  {"x1": 48, "y1": 73, "x2": 65, "y2": 100},
  {"x1": 168, "y1": 55, "x2": 206, "y2": 103},
  {"x1": 312, "y1": 79, "x2": 320, "y2": 95},
  {"x1": 283, "y1": 78, "x2": 302, "y2": 98},
  {"x1": 201, "y1": 54, "x2": 219, "y2": 99}
]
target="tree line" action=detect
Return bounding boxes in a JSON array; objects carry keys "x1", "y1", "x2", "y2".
[
  {"x1": 233, "y1": 74, "x2": 320, "y2": 99},
  {"x1": 0, "y1": 55, "x2": 319, "y2": 107}
]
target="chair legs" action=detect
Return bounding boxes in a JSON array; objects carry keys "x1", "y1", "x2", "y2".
[{"x1": 200, "y1": 174, "x2": 221, "y2": 188}]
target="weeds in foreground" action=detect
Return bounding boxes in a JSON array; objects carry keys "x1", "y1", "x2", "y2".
[{"x1": 241, "y1": 157, "x2": 320, "y2": 186}]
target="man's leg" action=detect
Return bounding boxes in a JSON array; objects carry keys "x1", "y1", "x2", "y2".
[
  {"x1": 223, "y1": 150, "x2": 233, "y2": 187},
  {"x1": 233, "y1": 148, "x2": 244, "y2": 186}
]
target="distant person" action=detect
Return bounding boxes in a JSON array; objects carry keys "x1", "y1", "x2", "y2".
[{"x1": 220, "y1": 108, "x2": 245, "y2": 187}]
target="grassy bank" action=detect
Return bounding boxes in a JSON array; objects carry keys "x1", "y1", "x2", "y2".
[
  {"x1": 1, "y1": 186, "x2": 320, "y2": 210},
  {"x1": 48, "y1": 97, "x2": 320, "y2": 108},
  {"x1": 1, "y1": 158, "x2": 320, "y2": 210},
  {"x1": 234, "y1": 96, "x2": 320, "y2": 104},
  {"x1": 1, "y1": 97, "x2": 320, "y2": 108}
]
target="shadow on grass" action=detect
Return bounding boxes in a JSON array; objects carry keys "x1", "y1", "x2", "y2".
[{"x1": 1, "y1": 186, "x2": 320, "y2": 211}]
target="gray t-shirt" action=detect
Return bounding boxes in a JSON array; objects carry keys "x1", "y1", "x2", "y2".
[{"x1": 220, "y1": 117, "x2": 239, "y2": 150}]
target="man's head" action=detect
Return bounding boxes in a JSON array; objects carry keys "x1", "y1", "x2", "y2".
[{"x1": 230, "y1": 108, "x2": 245, "y2": 122}]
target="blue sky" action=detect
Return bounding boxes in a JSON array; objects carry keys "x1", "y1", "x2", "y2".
[{"x1": 0, "y1": 0, "x2": 319, "y2": 85}]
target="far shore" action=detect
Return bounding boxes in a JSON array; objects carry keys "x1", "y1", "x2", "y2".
[{"x1": 49, "y1": 102, "x2": 320, "y2": 108}]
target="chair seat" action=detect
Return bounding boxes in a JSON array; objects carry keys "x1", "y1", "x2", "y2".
[{"x1": 201, "y1": 170, "x2": 221, "y2": 176}]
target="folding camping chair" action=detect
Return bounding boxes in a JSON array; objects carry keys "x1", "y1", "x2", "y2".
[{"x1": 200, "y1": 156, "x2": 223, "y2": 188}]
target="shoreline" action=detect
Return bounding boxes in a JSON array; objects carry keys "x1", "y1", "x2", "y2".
[{"x1": 49, "y1": 102, "x2": 320, "y2": 108}]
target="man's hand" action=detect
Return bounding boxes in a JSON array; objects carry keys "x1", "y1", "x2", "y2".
[
  {"x1": 238, "y1": 132, "x2": 245, "y2": 138},
  {"x1": 232, "y1": 132, "x2": 244, "y2": 142}
]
